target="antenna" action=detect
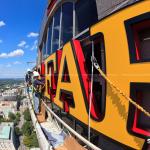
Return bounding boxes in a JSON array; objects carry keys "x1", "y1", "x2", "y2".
[
  {"x1": 26, "y1": 62, "x2": 36, "y2": 69},
  {"x1": 27, "y1": 62, "x2": 36, "y2": 64}
]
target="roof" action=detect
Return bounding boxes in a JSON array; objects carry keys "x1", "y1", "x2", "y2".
[{"x1": 0, "y1": 126, "x2": 11, "y2": 140}]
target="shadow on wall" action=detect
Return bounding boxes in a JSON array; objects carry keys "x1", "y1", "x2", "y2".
[
  {"x1": 107, "y1": 84, "x2": 144, "y2": 148},
  {"x1": 107, "y1": 83, "x2": 127, "y2": 120}
]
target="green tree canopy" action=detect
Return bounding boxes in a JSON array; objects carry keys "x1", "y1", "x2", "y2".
[
  {"x1": 22, "y1": 121, "x2": 33, "y2": 136},
  {"x1": 16, "y1": 112, "x2": 21, "y2": 118},
  {"x1": 23, "y1": 109, "x2": 31, "y2": 121},
  {"x1": 8, "y1": 112, "x2": 16, "y2": 121},
  {"x1": 23, "y1": 132, "x2": 39, "y2": 148},
  {"x1": 15, "y1": 127, "x2": 22, "y2": 136},
  {"x1": 0, "y1": 116, "x2": 5, "y2": 123}
]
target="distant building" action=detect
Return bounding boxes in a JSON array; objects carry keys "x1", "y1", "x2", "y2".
[
  {"x1": 2, "y1": 89, "x2": 18, "y2": 101},
  {"x1": 30, "y1": 148, "x2": 40, "y2": 150},
  {"x1": 20, "y1": 98, "x2": 28, "y2": 112},
  {"x1": 0, "y1": 122, "x2": 16, "y2": 150},
  {"x1": 0, "y1": 101, "x2": 17, "y2": 119}
]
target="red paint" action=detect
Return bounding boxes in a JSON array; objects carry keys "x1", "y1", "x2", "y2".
[
  {"x1": 133, "y1": 30, "x2": 140, "y2": 60},
  {"x1": 41, "y1": 62, "x2": 45, "y2": 76},
  {"x1": 56, "y1": 50, "x2": 62, "y2": 71},
  {"x1": 47, "y1": 49, "x2": 62, "y2": 101},
  {"x1": 132, "y1": 109, "x2": 150, "y2": 136},
  {"x1": 64, "y1": 100, "x2": 69, "y2": 113},
  {"x1": 132, "y1": 20, "x2": 150, "y2": 61},
  {"x1": 73, "y1": 40, "x2": 100, "y2": 120},
  {"x1": 132, "y1": 91, "x2": 150, "y2": 136},
  {"x1": 61, "y1": 93, "x2": 69, "y2": 113},
  {"x1": 47, "y1": 0, "x2": 57, "y2": 16}
]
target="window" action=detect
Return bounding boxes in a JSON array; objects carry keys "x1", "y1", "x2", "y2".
[
  {"x1": 128, "y1": 83, "x2": 150, "y2": 138},
  {"x1": 125, "y1": 12, "x2": 150, "y2": 63},
  {"x1": 47, "y1": 22, "x2": 53, "y2": 55},
  {"x1": 44, "y1": 0, "x2": 98, "y2": 57},
  {"x1": 38, "y1": 49, "x2": 42, "y2": 65},
  {"x1": 42, "y1": 41, "x2": 47, "y2": 59},
  {"x1": 78, "y1": 33, "x2": 106, "y2": 121},
  {"x1": 60, "y1": 90, "x2": 75, "y2": 113},
  {"x1": 46, "y1": 2, "x2": 74, "y2": 55},
  {"x1": 138, "y1": 26, "x2": 150, "y2": 60},
  {"x1": 61, "y1": 2, "x2": 73, "y2": 45},
  {"x1": 52, "y1": 8, "x2": 61, "y2": 53},
  {"x1": 75, "y1": 0, "x2": 98, "y2": 35}
]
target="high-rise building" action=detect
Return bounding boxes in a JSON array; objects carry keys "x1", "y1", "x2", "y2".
[{"x1": 0, "y1": 122, "x2": 16, "y2": 150}]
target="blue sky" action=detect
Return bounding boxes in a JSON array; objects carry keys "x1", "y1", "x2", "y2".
[{"x1": 0, "y1": 0, "x2": 47, "y2": 78}]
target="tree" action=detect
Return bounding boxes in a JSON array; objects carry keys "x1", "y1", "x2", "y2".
[
  {"x1": 16, "y1": 112, "x2": 21, "y2": 118},
  {"x1": 30, "y1": 132, "x2": 39, "y2": 147},
  {"x1": 0, "y1": 116, "x2": 5, "y2": 123},
  {"x1": 15, "y1": 127, "x2": 22, "y2": 136},
  {"x1": 14, "y1": 119, "x2": 19, "y2": 126},
  {"x1": 22, "y1": 108, "x2": 39, "y2": 148},
  {"x1": 15, "y1": 113, "x2": 20, "y2": 124},
  {"x1": 8, "y1": 112, "x2": 20, "y2": 126},
  {"x1": 23, "y1": 109, "x2": 31, "y2": 121},
  {"x1": 22, "y1": 121, "x2": 33, "y2": 136},
  {"x1": 8, "y1": 112, "x2": 16, "y2": 121},
  {"x1": 23, "y1": 132, "x2": 39, "y2": 148},
  {"x1": 23, "y1": 136, "x2": 32, "y2": 147}
]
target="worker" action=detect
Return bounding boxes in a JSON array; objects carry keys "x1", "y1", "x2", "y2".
[
  {"x1": 25, "y1": 69, "x2": 32, "y2": 83},
  {"x1": 33, "y1": 71, "x2": 45, "y2": 115},
  {"x1": 25, "y1": 68, "x2": 32, "y2": 93}
]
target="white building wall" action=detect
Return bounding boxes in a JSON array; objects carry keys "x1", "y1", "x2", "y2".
[{"x1": 0, "y1": 140, "x2": 16, "y2": 150}]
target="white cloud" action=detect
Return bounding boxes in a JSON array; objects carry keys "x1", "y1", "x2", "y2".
[
  {"x1": 25, "y1": 45, "x2": 29, "y2": 49},
  {"x1": 30, "y1": 40, "x2": 38, "y2": 51},
  {"x1": 18, "y1": 40, "x2": 26, "y2": 47},
  {"x1": 6, "y1": 64, "x2": 11, "y2": 68},
  {"x1": 13, "y1": 61, "x2": 22, "y2": 65},
  {"x1": 7, "y1": 49, "x2": 24, "y2": 57},
  {"x1": 0, "y1": 40, "x2": 3, "y2": 43},
  {"x1": 0, "y1": 53, "x2": 7, "y2": 58},
  {"x1": 0, "y1": 49, "x2": 24, "y2": 58},
  {"x1": 27, "y1": 32, "x2": 39, "y2": 38},
  {"x1": 0, "y1": 21, "x2": 5, "y2": 27}
]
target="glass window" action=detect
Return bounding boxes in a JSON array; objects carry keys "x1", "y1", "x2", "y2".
[
  {"x1": 75, "y1": 0, "x2": 98, "y2": 35},
  {"x1": 129, "y1": 83, "x2": 150, "y2": 138},
  {"x1": 138, "y1": 27, "x2": 150, "y2": 60},
  {"x1": 38, "y1": 49, "x2": 42, "y2": 65},
  {"x1": 61, "y1": 2, "x2": 73, "y2": 45},
  {"x1": 47, "y1": 22, "x2": 53, "y2": 55},
  {"x1": 42, "y1": 42, "x2": 47, "y2": 59},
  {"x1": 125, "y1": 13, "x2": 150, "y2": 63},
  {"x1": 80, "y1": 33, "x2": 106, "y2": 120},
  {"x1": 52, "y1": 8, "x2": 61, "y2": 53}
]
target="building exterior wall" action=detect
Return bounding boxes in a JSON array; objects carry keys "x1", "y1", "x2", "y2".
[
  {"x1": 38, "y1": 0, "x2": 140, "y2": 49},
  {"x1": 0, "y1": 101, "x2": 17, "y2": 119},
  {"x1": 96, "y1": 0, "x2": 140, "y2": 19},
  {"x1": 36, "y1": 0, "x2": 149, "y2": 149},
  {"x1": 0, "y1": 140, "x2": 16, "y2": 150},
  {"x1": 0, "y1": 123, "x2": 15, "y2": 150}
]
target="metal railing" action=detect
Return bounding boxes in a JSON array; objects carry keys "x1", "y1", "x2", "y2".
[
  {"x1": 42, "y1": 100, "x2": 102, "y2": 150},
  {"x1": 28, "y1": 98, "x2": 51, "y2": 150},
  {"x1": 26, "y1": 87, "x2": 102, "y2": 150}
]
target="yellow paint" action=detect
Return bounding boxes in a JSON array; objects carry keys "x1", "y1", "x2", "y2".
[
  {"x1": 90, "y1": 1, "x2": 149, "y2": 149},
  {"x1": 43, "y1": 1, "x2": 150, "y2": 149},
  {"x1": 54, "y1": 42, "x2": 88, "y2": 122}
]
